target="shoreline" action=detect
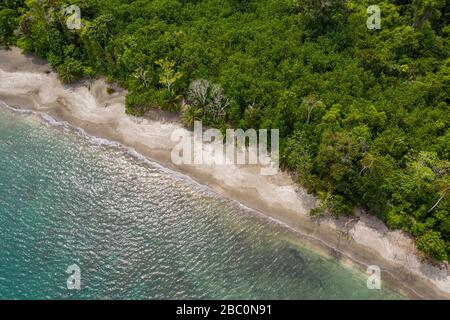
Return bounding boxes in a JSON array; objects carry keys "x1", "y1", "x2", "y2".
[{"x1": 1, "y1": 47, "x2": 449, "y2": 299}]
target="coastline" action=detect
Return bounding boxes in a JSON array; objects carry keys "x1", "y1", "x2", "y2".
[{"x1": 0, "y1": 47, "x2": 449, "y2": 299}]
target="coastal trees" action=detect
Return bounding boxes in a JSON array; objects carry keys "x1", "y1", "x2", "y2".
[
  {"x1": 412, "y1": 0, "x2": 446, "y2": 29},
  {"x1": 181, "y1": 104, "x2": 202, "y2": 129},
  {"x1": 57, "y1": 57, "x2": 84, "y2": 83},
  {"x1": 0, "y1": 1, "x2": 26, "y2": 46},
  {"x1": 16, "y1": 0, "x2": 50, "y2": 57},
  {"x1": 155, "y1": 58, "x2": 183, "y2": 93},
  {"x1": 0, "y1": 8, "x2": 18, "y2": 46},
  {"x1": 187, "y1": 79, "x2": 230, "y2": 125},
  {"x1": 3, "y1": 0, "x2": 449, "y2": 261},
  {"x1": 428, "y1": 179, "x2": 449, "y2": 214},
  {"x1": 416, "y1": 231, "x2": 448, "y2": 261}
]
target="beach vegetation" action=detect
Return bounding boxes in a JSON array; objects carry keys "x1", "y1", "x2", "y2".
[{"x1": 2, "y1": 0, "x2": 449, "y2": 261}]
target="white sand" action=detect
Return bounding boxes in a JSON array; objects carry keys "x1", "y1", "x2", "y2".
[{"x1": 0, "y1": 47, "x2": 449, "y2": 299}]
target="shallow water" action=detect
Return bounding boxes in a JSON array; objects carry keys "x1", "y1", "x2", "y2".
[{"x1": 0, "y1": 104, "x2": 404, "y2": 299}]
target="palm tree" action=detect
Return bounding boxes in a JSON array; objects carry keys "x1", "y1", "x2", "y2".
[
  {"x1": 181, "y1": 104, "x2": 202, "y2": 129},
  {"x1": 427, "y1": 178, "x2": 449, "y2": 214},
  {"x1": 58, "y1": 64, "x2": 76, "y2": 83}
]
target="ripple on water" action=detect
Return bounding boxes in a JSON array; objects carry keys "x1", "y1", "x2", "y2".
[{"x1": 0, "y1": 105, "x2": 404, "y2": 299}]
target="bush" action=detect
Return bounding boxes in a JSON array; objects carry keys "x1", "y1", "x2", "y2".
[
  {"x1": 125, "y1": 91, "x2": 155, "y2": 116},
  {"x1": 0, "y1": 8, "x2": 18, "y2": 46},
  {"x1": 57, "y1": 58, "x2": 84, "y2": 84},
  {"x1": 181, "y1": 104, "x2": 202, "y2": 128},
  {"x1": 416, "y1": 231, "x2": 448, "y2": 262},
  {"x1": 157, "y1": 89, "x2": 181, "y2": 112}
]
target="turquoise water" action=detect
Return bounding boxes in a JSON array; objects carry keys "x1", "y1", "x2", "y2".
[{"x1": 0, "y1": 104, "x2": 404, "y2": 299}]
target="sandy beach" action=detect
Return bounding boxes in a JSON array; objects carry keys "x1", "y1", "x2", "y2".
[{"x1": 0, "y1": 47, "x2": 449, "y2": 299}]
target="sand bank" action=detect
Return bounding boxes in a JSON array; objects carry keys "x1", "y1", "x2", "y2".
[{"x1": 0, "y1": 47, "x2": 449, "y2": 299}]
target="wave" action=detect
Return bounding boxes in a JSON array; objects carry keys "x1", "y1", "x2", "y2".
[
  {"x1": 0, "y1": 99, "x2": 433, "y2": 300},
  {"x1": 0, "y1": 99, "x2": 211, "y2": 190}
]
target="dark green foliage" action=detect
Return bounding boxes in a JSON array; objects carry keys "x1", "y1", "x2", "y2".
[
  {"x1": 2, "y1": 0, "x2": 449, "y2": 260},
  {"x1": 0, "y1": 1, "x2": 24, "y2": 46},
  {"x1": 416, "y1": 231, "x2": 448, "y2": 261},
  {"x1": 57, "y1": 57, "x2": 84, "y2": 83},
  {"x1": 125, "y1": 90, "x2": 158, "y2": 116}
]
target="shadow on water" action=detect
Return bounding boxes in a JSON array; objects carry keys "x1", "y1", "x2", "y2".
[{"x1": 286, "y1": 247, "x2": 307, "y2": 278}]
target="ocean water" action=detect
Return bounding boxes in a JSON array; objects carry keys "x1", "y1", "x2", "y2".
[{"x1": 0, "y1": 104, "x2": 404, "y2": 299}]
